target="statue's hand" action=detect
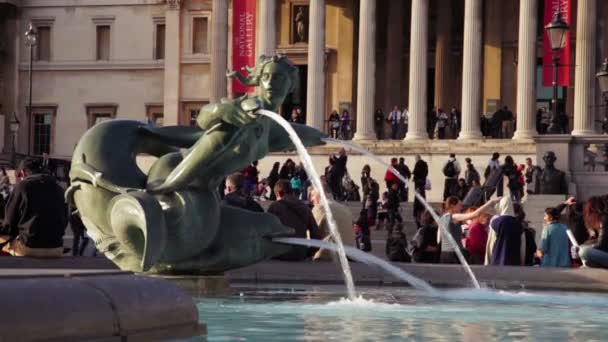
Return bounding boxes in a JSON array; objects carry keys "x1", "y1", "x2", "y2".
[{"x1": 226, "y1": 69, "x2": 238, "y2": 79}]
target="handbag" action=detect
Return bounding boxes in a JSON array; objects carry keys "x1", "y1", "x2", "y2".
[{"x1": 425, "y1": 178, "x2": 432, "y2": 191}]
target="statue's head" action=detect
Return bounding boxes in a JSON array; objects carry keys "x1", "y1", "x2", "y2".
[
  {"x1": 543, "y1": 151, "x2": 557, "y2": 167},
  {"x1": 257, "y1": 55, "x2": 299, "y2": 107},
  {"x1": 231, "y1": 55, "x2": 298, "y2": 108}
]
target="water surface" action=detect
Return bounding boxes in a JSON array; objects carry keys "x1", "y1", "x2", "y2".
[{"x1": 195, "y1": 285, "x2": 608, "y2": 341}]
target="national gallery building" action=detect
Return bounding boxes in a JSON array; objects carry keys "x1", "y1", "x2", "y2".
[{"x1": 0, "y1": 0, "x2": 607, "y2": 198}]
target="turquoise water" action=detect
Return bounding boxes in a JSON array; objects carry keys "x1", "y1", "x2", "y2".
[{"x1": 195, "y1": 286, "x2": 608, "y2": 341}]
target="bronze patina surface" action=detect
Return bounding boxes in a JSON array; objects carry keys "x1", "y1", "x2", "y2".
[{"x1": 68, "y1": 55, "x2": 325, "y2": 273}]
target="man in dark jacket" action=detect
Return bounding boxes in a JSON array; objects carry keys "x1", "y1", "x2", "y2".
[
  {"x1": 329, "y1": 148, "x2": 348, "y2": 201},
  {"x1": 221, "y1": 172, "x2": 264, "y2": 213},
  {"x1": 0, "y1": 159, "x2": 67, "y2": 257},
  {"x1": 412, "y1": 155, "x2": 429, "y2": 227},
  {"x1": 396, "y1": 157, "x2": 411, "y2": 202},
  {"x1": 268, "y1": 180, "x2": 321, "y2": 261}
]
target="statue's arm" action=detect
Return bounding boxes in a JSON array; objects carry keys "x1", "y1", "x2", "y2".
[
  {"x1": 226, "y1": 69, "x2": 257, "y2": 86},
  {"x1": 267, "y1": 120, "x2": 327, "y2": 152}
]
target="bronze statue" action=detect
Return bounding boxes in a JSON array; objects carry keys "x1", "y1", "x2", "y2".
[
  {"x1": 539, "y1": 151, "x2": 568, "y2": 195},
  {"x1": 67, "y1": 55, "x2": 325, "y2": 274}
]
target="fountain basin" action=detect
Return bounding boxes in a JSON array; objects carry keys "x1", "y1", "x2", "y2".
[
  {"x1": 0, "y1": 262, "x2": 204, "y2": 341},
  {"x1": 227, "y1": 260, "x2": 608, "y2": 293}
]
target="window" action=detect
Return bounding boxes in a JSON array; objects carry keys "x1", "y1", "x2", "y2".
[
  {"x1": 146, "y1": 104, "x2": 164, "y2": 127},
  {"x1": 180, "y1": 102, "x2": 206, "y2": 126},
  {"x1": 155, "y1": 24, "x2": 165, "y2": 60},
  {"x1": 36, "y1": 26, "x2": 51, "y2": 61},
  {"x1": 86, "y1": 104, "x2": 117, "y2": 128},
  {"x1": 96, "y1": 25, "x2": 111, "y2": 60},
  {"x1": 192, "y1": 17, "x2": 209, "y2": 54},
  {"x1": 29, "y1": 106, "x2": 56, "y2": 155}
]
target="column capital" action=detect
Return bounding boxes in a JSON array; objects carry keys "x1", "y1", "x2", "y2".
[{"x1": 165, "y1": 0, "x2": 181, "y2": 10}]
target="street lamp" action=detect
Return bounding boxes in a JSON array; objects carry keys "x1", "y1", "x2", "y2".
[
  {"x1": 9, "y1": 112, "x2": 20, "y2": 168},
  {"x1": 545, "y1": 8, "x2": 570, "y2": 134},
  {"x1": 597, "y1": 58, "x2": 608, "y2": 134},
  {"x1": 24, "y1": 23, "x2": 37, "y2": 155}
]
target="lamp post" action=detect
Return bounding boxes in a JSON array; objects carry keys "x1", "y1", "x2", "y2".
[
  {"x1": 9, "y1": 112, "x2": 20, "y2": 168},
  {"x1": 24, "y1": 23, "x2": 37, "y2": 155},
  {"x1": 545, "y1": 8, "x2": 570, "y2": 134},
  {"x1": 596, "y1": 58, "x2": 608, "y2": 171},
  {"x1": 597, "y1": 58, "x2": 608, "y2": 134}
]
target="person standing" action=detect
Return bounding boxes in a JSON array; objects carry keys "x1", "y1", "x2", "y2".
[
  {"x1": 387, "y1": 106, "x2": 402, "y2": 139},
  {"x1": 374, "y1": 108, "x2": 385, "y2": 140},
  {"x1": 449, "y1": 107, "x2": 460, "y2": 139},
  {"x1": 329, "y1": 110, "x2": 340, "y2": 139},
  {"x1": 485, "y1": 197, "x2": 527, "y2": 266},
  {"x1": 536, "y1": 207, "x2": 572, "y2": 268},
  {"x1": 524, "y1": 157, "x2": 541, "y2": 195},
  {"x1": 402, "y1": 107, "x2": 409, "y2": 139},
  {"x1": 386, "y1": 182, "x2": 403, "y2": 228},
  {"x1": 464, "y1": 158, "x2": 480, "y2": 187},
  {"x1": 396, "y1": 157, "x2": 411, "y2": 202},
  {"x1": 412, "y1": 155, "x2": 429, "y2": 227},
  {"x1": 340, "y1": 110, "x2": 351, "y2": 140},
  {"x1": 501, "y1": 106, "x2": 514, "y2": 138},
  {"x1": 267, "y1": 180, "x2": 321, "y2": 261},
  {"x1": 484, "y1": 152, "x2": 503, "y2": 197},
  {"x1": 442, "y1": 153, "x2": 461, "y2": 201},
  {"x1": 242, "y1": 160, "x2": 259, "y2": 196},
  {"x1": 267, "y1": 162, "x2": 281, "y2": 200},
  {"x1": 502, "y1": 156, "x2": 523, "y2": 203},
  {"x1": 428, "y1": 107, "x2": 438, "y2": 139},
  {"x1": 384, "y1": 157, "x2": 401, "y2": 192},
  {"x1": 436, "y1": 109, "x2": 449, "y2": 139},
  {"x1": 330, "y1": 148, "x2": 348, "y2": 201}
]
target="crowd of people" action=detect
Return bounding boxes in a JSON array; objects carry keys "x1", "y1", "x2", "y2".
[
  {"x1": 1, "y1": 148, "x2": 607, "y2": 272},
  {"x1": 321, "y1": 105, "x2": 571, "y2": 141},
  {"x1": 224, "y1": 150, "x2": 608, "y2": 270}
]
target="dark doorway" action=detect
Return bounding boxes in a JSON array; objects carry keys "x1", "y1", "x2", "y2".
[
  {"x1": 281, "y1": 65, "x2": 308, "y2": 122},
  {"x1": 427, "y1": 67, "x2": 435, "y2": 113}
]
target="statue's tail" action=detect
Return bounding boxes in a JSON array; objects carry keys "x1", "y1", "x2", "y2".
[{"x1": 108, "y1": 191, "x2": 167, "y2": 272}]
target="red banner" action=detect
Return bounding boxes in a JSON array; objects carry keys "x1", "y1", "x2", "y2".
[
  {"x1": 542, "y1": 0, "x2": 571, "y2": 87},
  {"x1": 232, "y1": 0, "x2": 256, "y2": 94}
]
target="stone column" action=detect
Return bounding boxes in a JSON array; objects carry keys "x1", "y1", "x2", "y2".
[
  {"x1": 458, "y1": 0, "x2": 483, "y2": 140},
  {"x1": 513, "y1": 0, "x2": 538, "y2": 140},
  {"x1": 306, "y1": 0, "x2": 325, "y2": 130},
  {"x1": 572, "y1": 0, "x2": 597, "y2": 136},
  {"x1": 383, "y1": 0, "x2": 405, "y2": 111},
  {"x1": 162, "y1": 1, "x2": 181, "y2": 126},
  {"x1": 210, "y1": 0, "x2": 228, "y2": 104},
  {"x1": 258, "y1": 0, "x2": 276, "y2": 56},
  {"x1": 353, "y1": 0, "x2": 377, "y2": 141},
  {"x1": 434, "y1": 0, "x2": 453, "y2": 111},
  {"x1": 405, "y1": 0, "x2": 429, "y2": 140}
]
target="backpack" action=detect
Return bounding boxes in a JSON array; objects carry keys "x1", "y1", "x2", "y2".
[{"x1": 443, "y1": 160, "x2": 456, "y2": 178}]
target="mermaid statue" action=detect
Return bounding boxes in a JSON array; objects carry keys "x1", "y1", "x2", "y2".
[{"x1": 67, "y1": 55, "x2": 325, "y2": 274}]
